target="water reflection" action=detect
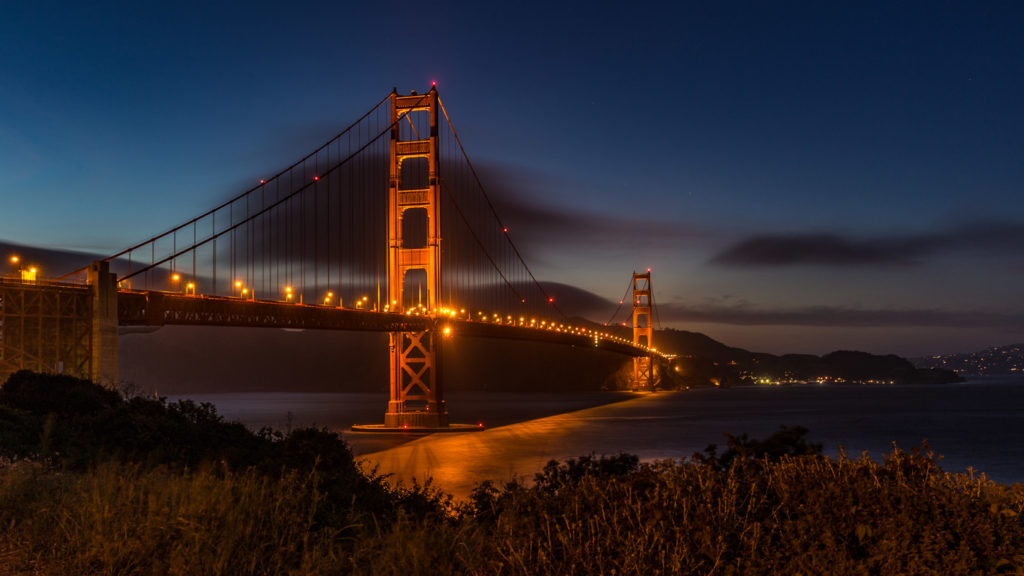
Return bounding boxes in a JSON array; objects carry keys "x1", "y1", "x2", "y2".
[{"x1": 358, "y1": 393, "x2": 663, "y2": 500}]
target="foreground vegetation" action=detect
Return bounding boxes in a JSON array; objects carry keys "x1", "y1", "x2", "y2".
[{"x1": 2, "y1": 371, "x2": 1023, "y2": 575}]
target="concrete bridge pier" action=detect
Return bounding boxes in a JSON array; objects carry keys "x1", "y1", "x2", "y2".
[{"x1": 87, "y1": 261, "x2": 119, "y2": 388}]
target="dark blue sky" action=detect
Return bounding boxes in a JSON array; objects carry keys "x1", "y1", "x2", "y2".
[{"x1": 2, "y1": 1, "x2": 1022, "y2": 356}]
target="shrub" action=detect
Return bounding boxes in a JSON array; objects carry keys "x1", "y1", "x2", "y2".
[
  {"x1": 0, "y1": 370, "x2": 120, "y2": 416},
  {"x1": 695, "y1": 424, "x2": 823, "y2": 471}
]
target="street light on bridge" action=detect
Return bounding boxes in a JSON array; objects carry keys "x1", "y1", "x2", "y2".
[{"x1": 6, "y1": 255, "x2": 19, "y2": 280}]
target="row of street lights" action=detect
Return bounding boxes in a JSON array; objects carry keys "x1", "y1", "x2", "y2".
[{"x1": 159, "y1": 271, "x2": 666, "y2": 358}]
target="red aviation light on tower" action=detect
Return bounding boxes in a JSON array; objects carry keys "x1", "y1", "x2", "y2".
[
  {"x1": 548, "y1": 297, "x2": 554, "y2": 303},
  {"x1": 431, "y1": 80, "x2": 437, "y2": 87}
]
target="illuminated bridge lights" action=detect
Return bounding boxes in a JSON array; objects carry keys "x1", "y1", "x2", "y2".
[
  {"x1": 133, "y1": 288, "x2": 664, "y2": 358},
  {"x1": 116, "y1": 287, "x2": 669, "y2": 360}
]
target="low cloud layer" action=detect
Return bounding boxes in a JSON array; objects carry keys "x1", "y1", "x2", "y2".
[
  {"x1": 711, "y1": 221, "x2": 1024, "y2": 267},
  {"x1": 475, "y1": 164, "x2": 704, "y2": 252},
  {"x1": 544, "y1": 281, "x2": 1024, "y2": 330},
  {"x1": 0, "y1": 241, "x2": 104, "y2": 278},
  {"x1": 654, "y1": 302, "x2": 1024, "y2": 329}
]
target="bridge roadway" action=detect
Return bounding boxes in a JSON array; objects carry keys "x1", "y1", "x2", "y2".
[{"x1": 117, "y1": 291, "x2": 648, "y2": 357}]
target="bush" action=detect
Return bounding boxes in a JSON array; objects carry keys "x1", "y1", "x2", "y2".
[
  {"x1": 0, "y1": 370, "x2": 121, "y2": 416},
  {"x1": 695, "y1": 424, "x2": 823, "y2": 471},
  {"x1": 0, "y1": 372, "x2": 448, "y2": 537}
]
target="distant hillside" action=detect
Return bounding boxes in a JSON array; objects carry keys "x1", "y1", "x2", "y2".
[
  {"x1": 912, "y1": 344, "x2": 1024, "y2": 376},
  {"x1": 581, "y1": 324, "x2": 960, "y2": 387}
]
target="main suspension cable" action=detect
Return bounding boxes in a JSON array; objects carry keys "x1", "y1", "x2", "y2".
[{"x1": 604, "y1": 275, "x2": 636, "y2": 327}]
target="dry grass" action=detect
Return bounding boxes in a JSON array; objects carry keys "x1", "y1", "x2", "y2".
[
  {"x1": 350, "y1": 449, "x2": 1024, "y2": 575},
  {"x1": 0, "y1": 461, "x2": 355, "y2": 575},
  {"x1": 2, "y1": 447, "x2": 1023, "y2": 575}
]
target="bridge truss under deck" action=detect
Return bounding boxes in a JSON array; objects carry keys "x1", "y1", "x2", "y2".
[{"x1": 0, "y1": 280, "x2": 92, "y2": 382}]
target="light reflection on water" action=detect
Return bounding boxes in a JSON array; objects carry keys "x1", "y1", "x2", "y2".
[{"x1": 174, "y1": 378, "x2": 1024, "y2": 500}]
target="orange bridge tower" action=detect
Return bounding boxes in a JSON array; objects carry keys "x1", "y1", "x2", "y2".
[
  {"x1": 384, "y1": 87, "x2": 448, "y2": 428},
  {"x1": 631, "y1": 270, "x2": 654, "y2": 390}
]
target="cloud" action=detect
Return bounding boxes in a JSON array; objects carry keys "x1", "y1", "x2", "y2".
[
  {"x1": 0, "y1": 241, "x2": 105, "y2": 278},
  {"x1": 710, "y1": 221, "x2": 1024, "y2": 267},
  {"x1": 710, "y1": 233, "x2": 922, "y2": 266},
  {"x1": 515, "y1": 280, "x2": 1024, "y2": 331},
  {"x1": 651, "y1": 300, "x2": 1024, "y2": 329},
  {"x1": 537, "y1": 281, "x2": 623, "y2": 321},
  {"x1": 473, "y1": 163, "x2": 705, "y2": 253}
]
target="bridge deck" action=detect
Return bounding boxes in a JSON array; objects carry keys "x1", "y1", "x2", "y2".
[{"x1": 117, "y1": 291, "x2": 647, "y2": 357}]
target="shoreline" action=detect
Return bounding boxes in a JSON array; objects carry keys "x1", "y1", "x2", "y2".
[{"x1": 355, "y1": 391, "x2": 673, "y2": 501}]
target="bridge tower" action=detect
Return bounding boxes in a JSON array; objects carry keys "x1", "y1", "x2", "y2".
[
  {"x1": 631, "y1": 271, "x2": 654, "y2": 390},
  {"x1": 384, "y1": 87, "x2": 448, "y2": 428}
]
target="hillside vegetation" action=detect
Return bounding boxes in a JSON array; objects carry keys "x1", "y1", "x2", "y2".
[{"x1": 2, "y1": 371, "x2": 1021, "y2": 575}]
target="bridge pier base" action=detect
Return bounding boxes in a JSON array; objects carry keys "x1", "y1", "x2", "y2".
[
  {"x1": 353, "y1": 325, "x2": 483, "y2": 433},
  {"x1": 383, "y1": 410, "x2": 449, "y2": 429},
  {"x1": 383, "y1": 328, "x2": 449, "y2": 429}
]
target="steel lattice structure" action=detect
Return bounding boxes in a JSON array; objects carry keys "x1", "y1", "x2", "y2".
[{"x1": 0, "y1": 280, "x2": 91, "y2": 382}]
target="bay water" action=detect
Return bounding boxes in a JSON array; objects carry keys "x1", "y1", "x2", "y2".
[{"x1": 173, "y1": 377, "x2": 1024, "y2": 498}]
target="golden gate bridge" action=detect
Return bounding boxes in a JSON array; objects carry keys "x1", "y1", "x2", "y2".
[{"x1": 0, "y1": 87, "x2": 666, "y2": 430}]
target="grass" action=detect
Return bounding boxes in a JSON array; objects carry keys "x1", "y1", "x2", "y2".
[{"x1": 1, "y1": 461, "x2": 349, "y2": 575}]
